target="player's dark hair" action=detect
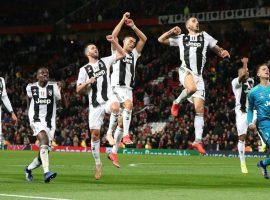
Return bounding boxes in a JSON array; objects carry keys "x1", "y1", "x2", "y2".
[
  {"x1": 84, "y1": 43, "x2": 96, "y2": 56},
  {"x1": 123, "y1": 35, "x2": 137, "y2": 43},
  {"x1": 37, "y1": 67, "x2": 49, "y2": 73}
]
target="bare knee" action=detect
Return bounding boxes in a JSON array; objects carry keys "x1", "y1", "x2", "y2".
[
  {"x1": 124, "y1": 100, "x2": 133, "y2": 110},
  {"x1": 111, "y1": 102, "x2": 120, "y2": 114},
  {"x1": 91, "y1": 129, "x2": 100, "y2": 141},
  {"x1": 239, "y1": 134, "x2": 246, "y2": 141},
  {"x1": 37, "y1": 131, "x2": 49, "y2": 146}
]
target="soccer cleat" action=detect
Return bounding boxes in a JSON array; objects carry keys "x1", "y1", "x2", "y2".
[
  {"x1": 106, "y1": 134, "x2": 116, "y2": 146},
  {"x1": 171, "y1": 103, "x2": 179, "y2": 117},
  {"x1": 95, "y1": 163, "x2": 102, "y2": 180},
  {"x1": 122, "y1": 135, "x2": 133, "y2": 145},
  {"x1": 24, "y1": 166, "x2": 33, "y2": 182},
  {"x1": 108, "y1": 152, "x2": 120, "y2": 168},
  {"x1": 257, "y1": 161, "x2": 269, "y2": 179},
  {"x1": 44, "y1": 171, "x2": 57, "y2": 183},
  {"x1": 241, "y1": 163, "x2": 248, "y2": 174},
  {"x1": 192, "y1": 142, "x2": 206, "y2": 154}
]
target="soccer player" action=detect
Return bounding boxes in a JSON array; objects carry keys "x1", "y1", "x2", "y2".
[
  {"x1": 0, "y1": 77, "x2": 18, "y2": 146},
  {"x1": 76, "y1": 35, "x2": 125, "y2": 180},
  {"x1": 248, "y1": 63, "x2": 270, "y2": 179},
  {"x1": 106, "y1": 12, "x2": 147, "y2": 146},
  {"x1": 231, "y1": 57, "x2": 254, "y2": 173},
  {"x1": 158, "y1": 17, "x2": 230, "y2": 154},
  {"x1": 24, "y1": 67, "x2": 63, "y2": 183}
]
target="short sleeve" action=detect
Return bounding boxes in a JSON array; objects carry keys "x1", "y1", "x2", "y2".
[
  {"x1": 101, "y1": 54, "x2": 117, "y2": 69},
  {"x1": 203, "y1": 31, "x2": 218, "y2": 48},
  {"x1": 54, "y1": 83, "x2": 61, "y2": 101},
  {"x1": 0, "y1": 77, "x2": 7, "y2": 96},
  {"x1": 132, "y1": 48, "x2": 141, "y2": 59},
  {"x1": 77, "y1": 68, "x2": 88, "y2": 86},
  {"x1": 169, "y1": 34, "x2": 182, "y2": 47},
  {"x1": 26, "y1": 84, "x2": 32, "y2": 98},
  {"x1": 231, "y1": 78, "x2": 241, "y2": 89}
]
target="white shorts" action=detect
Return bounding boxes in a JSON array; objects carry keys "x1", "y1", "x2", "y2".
[
  {"x1": 30, "y1": 122, "x2": 55, "y2": 143},
  {"x1": 178, "y1": 67, "x2": 205, "y2": 102},
  {"x1": 89, "y1": 101, "x2": 111, "y2": 130},
  {"x1": 235, "y1": 110, "x2": 248, "y2": 136},
  {"x1": 235, "y1": 109, "x2": 257, "y2": 136},
  {"x1": 110, "y1": 86, "x2": 133, "y2": 103}
]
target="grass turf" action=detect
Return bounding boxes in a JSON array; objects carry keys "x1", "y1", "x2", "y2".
[{"x1": 0, "y1": 150, "x2": 269, "y2": 200}]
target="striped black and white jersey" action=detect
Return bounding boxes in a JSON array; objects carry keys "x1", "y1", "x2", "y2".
[
  {"x1": 0, "y1": 77, "x2": 7, "y2": 100},
  {"x1": 77, "y1": 55, "x2": 116, "y2": 107},
  {"x1": 169, "y1": 31, "x2": 217, "y2": 75},
  {"x1": 26, "y1": 81, "x2": 61, "y2": 129},
  {"x1": 232, "y1": 77, "x2": 254, "y2": 112},
  {"x1": 110, "y1": 48, "x2": 140, "y2": 89}
]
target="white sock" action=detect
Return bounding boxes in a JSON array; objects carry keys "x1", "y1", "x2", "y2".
[
  {"x1": 27, "y1": 156, "x2": 42, "y2": 170},
  {"x1": 112, "y1": 127, "x2": 124, "y2": 154},
  {"x1": 238, "y1": 140, "x2": 245, "y2": 164},
  {"x1": 91, "y1": 140, "x2": 101, "y2": 165},
  {"x1": 123, "y1": 109, "x2": 132, "y2": 137},
  {"x1": 107, "y1": 113, "x2": 119, "y2": 135},
  {"x1": 194, "y1": 114, "x2": 204, "y2": 142},
  {"x1": 40, "y1": 145, "x2": 49, "y2": 173},
  {"x1": 174, "y1": 89, "x2": 190, "y2": 104}
]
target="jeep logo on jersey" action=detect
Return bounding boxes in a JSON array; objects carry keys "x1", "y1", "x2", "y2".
[
  {"x1": 35, "y1": 98, "x2": 52, "y2": 104},
  {"x1": 122, "y1": 56, "x2": 133, "y2": 64},
  {"x1": 185, "y1": 41, "x2": 202, "y2": 47},
  {"x1": 93, "y1": 70, "x2": 106, "y2": 78}
]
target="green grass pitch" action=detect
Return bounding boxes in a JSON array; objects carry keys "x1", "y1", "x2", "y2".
[{"x1": 0, "y1": 150, "x2": 269, "y2": 200}]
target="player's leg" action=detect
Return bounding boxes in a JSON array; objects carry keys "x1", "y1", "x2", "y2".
[
  {"x1": 37, "y1": 130, "x2": 57, "y2": 183},
  {"x1": 89, "y1": 105, "x2": 105, "y2": 180},
  {"x1": 90, "y1": 129, "x2": 102, "y2": 180},
  {"x1": 106, "y1": 101, "x2": 120, "y2": 145},
  {"x1": 108, "y1": 115, "x2": 123, "y2": 168},
  {"x1": 236, "y1": 111, "x2": 248, "y2": 173},
  {"x1": 192, "y1": 97, "x2": 206, "y2": 154},
  {"x1": 171, "y1": 71, "x2": 196, "y2": 117},
  {"x1": 257, "y1": 127, "x2": 270, "y2": 179},
  {"x1": 122, "y1": 88, "x2": 133, "y2": 144},
  {"x1": 24, "y1": 153, "x2": 41, "y2": 182}
]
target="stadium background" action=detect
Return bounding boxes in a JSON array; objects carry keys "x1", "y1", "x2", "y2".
[{"x1": 0, "y1": 1, "x2": 269, "y2": 152}]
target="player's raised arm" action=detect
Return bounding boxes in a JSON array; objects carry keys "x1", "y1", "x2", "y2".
[
  {"x1": 125, "y1": 19, "x2": 147, "y2": 53},
  {"x1": 106, "y1": 35, "x2": 125, "y2": 61},
  {"x1": 211, "y1": 45, "x2": 230, "y2": 58},
  {"x1": 111, "y1": 12, "x2": 130, "y2": 51},
  {"x1": 238, "y1": 57, "x2": 249, "y2": 83},
  {"x1": 158, "y1": 26, "x2": 181, "y2": 45}
]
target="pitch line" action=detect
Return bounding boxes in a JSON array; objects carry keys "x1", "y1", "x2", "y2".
[{"x1": 0, "y1": 194, "x2": 71, "y2": 200}]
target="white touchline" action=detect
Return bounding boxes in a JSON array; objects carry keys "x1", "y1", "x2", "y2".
[{"x1": 0, "y1": 194, "x2": 71, "y2": 200}]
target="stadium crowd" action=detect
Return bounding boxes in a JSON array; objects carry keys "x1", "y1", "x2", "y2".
[
  {"x1": 0, "y1": 21, "x2": 269, "y2": 152},
  {"x1": 0, "y1": 0, "x2": 267, "y2": 25}
]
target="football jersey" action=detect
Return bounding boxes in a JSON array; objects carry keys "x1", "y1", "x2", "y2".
[
  {"x1": 248, "y1": 84, "x2": 270, "y2": 124},
  {"x1": 77, "y1": 55, "x2": 116, "y2": 107},
  {"x1": 110, "y1": 48, "x2": 140, "y2": 89},
  {"x1": 26, "y1": 81, "x2": 61, "y2": 129},
  {"x1": 169, "y1": 31, "x2": 217, "y2": 75},
  {"x1": 232, "y1": 77, "x2": 254, "y2": 112},
  {"x1": 0, "y1": 77, "x2": 7, "y2": 99}
]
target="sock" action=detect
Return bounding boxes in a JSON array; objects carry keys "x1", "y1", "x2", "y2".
[
  {"x1": 112, "y1": 127, "x2": 124, "y2": 154},
  {"x1": 123, "y1": 109, "x2": 132, "y2": 137},
  {"x1": 238, "y1": 140, "x2": 245, "y2": 164},
  {"x1": 40, "y1": 145, "x2": 49, "y2": 173},
  {"x1": 107, "y1": 113, "x2": 119, "y2": 135},
  {"x1": 263, "y1": 158, "x2": 270, "y2": 167},
  {"x1": 194, "y1": 113, "x2": 204, "y2": 142},
  {"x1": 27, "y1": 156, "x2": 42, "y2": 170},
  {"x1": 91, "y1": 140, "x2": 101, "y2": 165},
  {"x1": 174, "y1": 89, "x2": 191, "y2": 104}
]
